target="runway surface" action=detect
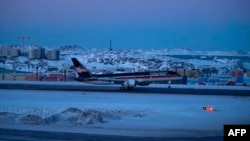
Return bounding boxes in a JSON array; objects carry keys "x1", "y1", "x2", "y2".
[{"x1": 0, "y1": 80, "x2": 250, "y2": 96}]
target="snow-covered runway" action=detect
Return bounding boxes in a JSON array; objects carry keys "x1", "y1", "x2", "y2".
[{"x1": 0, "y1": 89, "x2": 250, "y2": 138}]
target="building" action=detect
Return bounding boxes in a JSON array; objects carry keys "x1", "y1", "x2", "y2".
[
  {"x1": 29, "y1": 48, "x2": 36, "y2": 59},
  {"x1": 47, "y1": 49, "x2": 60, "y2": 60},
  {"x1": 39, "y1": 47, "x2": 46, "y2": 58},
  {"x1": 10, "y1": 48, "x2": 21, "y2": 57},
  {"x1": 0, "y1": 47, "x2": 9, "y2": 56},
  {"x1": 28, "y1": 47, "x2": 45, "y2": 59},
  {"x1": 0, "y1": 47, "x2": 21, "y2": 57}
]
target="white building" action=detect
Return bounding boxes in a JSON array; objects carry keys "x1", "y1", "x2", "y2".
[
  {"x1": 47, "y1": 49, "x2": 60, "y2": 60},
  {"x1": 28, "y1": 47, "x2": 45, "y2": 59},
  {"x1": 0, "y1": 47, "x2": 21, "y2": 57}
]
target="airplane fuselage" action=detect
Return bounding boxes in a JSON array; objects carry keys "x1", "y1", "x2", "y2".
[
  {"x1": 71, "y1": 57, "x2": 183, "y2": 90},
  {"x1": 75, "y1": 70, "x2": 182, "y2": 85}
]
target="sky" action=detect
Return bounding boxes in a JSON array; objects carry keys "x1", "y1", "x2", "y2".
[{"x1": 0, "y1": 0, "x2": 250, "y2": 51}]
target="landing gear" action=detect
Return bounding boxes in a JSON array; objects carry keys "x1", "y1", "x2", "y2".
[
  {"x1": 168, "y1": 81, "x2": 172, "y2": 88},
  {"x1": 120, "y1": 87, "x2": 126, "y2": 91},
  {"x1": 127, "y1": 87, "x2": 134, "y2": 90},
  {"x1": 119, "y1": 86, "x2": 134, "y2": 91}
]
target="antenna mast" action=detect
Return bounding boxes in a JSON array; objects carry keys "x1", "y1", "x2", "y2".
[
  {"x1": 18, "y1": 36, "x2": 30, "y2": 49},
  {"x1": 109, "y1": 39, "x2": 112, "y2": 51}
]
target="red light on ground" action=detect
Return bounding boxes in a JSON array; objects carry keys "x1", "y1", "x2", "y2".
[
  {"x1": 208, "y1": 107, "x2": 214, "y2": 111},
  {"x1": 203, "y1": 106, "x2": 214, "y2": 111}
]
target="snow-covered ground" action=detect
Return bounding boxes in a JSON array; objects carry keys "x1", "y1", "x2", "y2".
[
  {"x1": 1, "y1": 48, "x2": 249, "y2": 74},
  {"x1": 0, "y1": 89, "x2": 250, "y2": 137}
]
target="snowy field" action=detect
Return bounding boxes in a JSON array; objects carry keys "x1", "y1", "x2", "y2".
[{"x1": 0, "y1": 89, "x2": 250, "y2": 138}]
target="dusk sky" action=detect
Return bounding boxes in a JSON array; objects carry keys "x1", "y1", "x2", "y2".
[{"x1": 0, "y1": 0, "x2": 249, "y2": 51}]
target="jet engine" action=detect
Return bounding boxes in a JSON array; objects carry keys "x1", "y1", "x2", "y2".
[
  {"x1": 124, "y1": 80, "x2": 136, "y2": 88},
  {"x1": 137, "y1": 82, "x2": 150, "y2": 86}
]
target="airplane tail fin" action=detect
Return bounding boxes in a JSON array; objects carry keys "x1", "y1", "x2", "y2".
[{"x1": 71, "y1": 58, "x2": 92, "y2": 78}]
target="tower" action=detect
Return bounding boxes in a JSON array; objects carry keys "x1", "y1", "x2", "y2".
[{"x1": 109, "y1": 39, "x2": 112, "y2": 51}]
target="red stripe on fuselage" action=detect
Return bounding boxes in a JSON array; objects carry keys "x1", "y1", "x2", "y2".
[
  {"x1": 112, "y1": 75, "x2": 179, "y2": 80},
  {"x1": 80, "y1": 75, "x2": 181, "y2": 82}
]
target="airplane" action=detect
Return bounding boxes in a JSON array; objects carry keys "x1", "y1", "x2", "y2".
[{"x1": 71, "y1": 58, "x2": 183, "y2": 90}]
